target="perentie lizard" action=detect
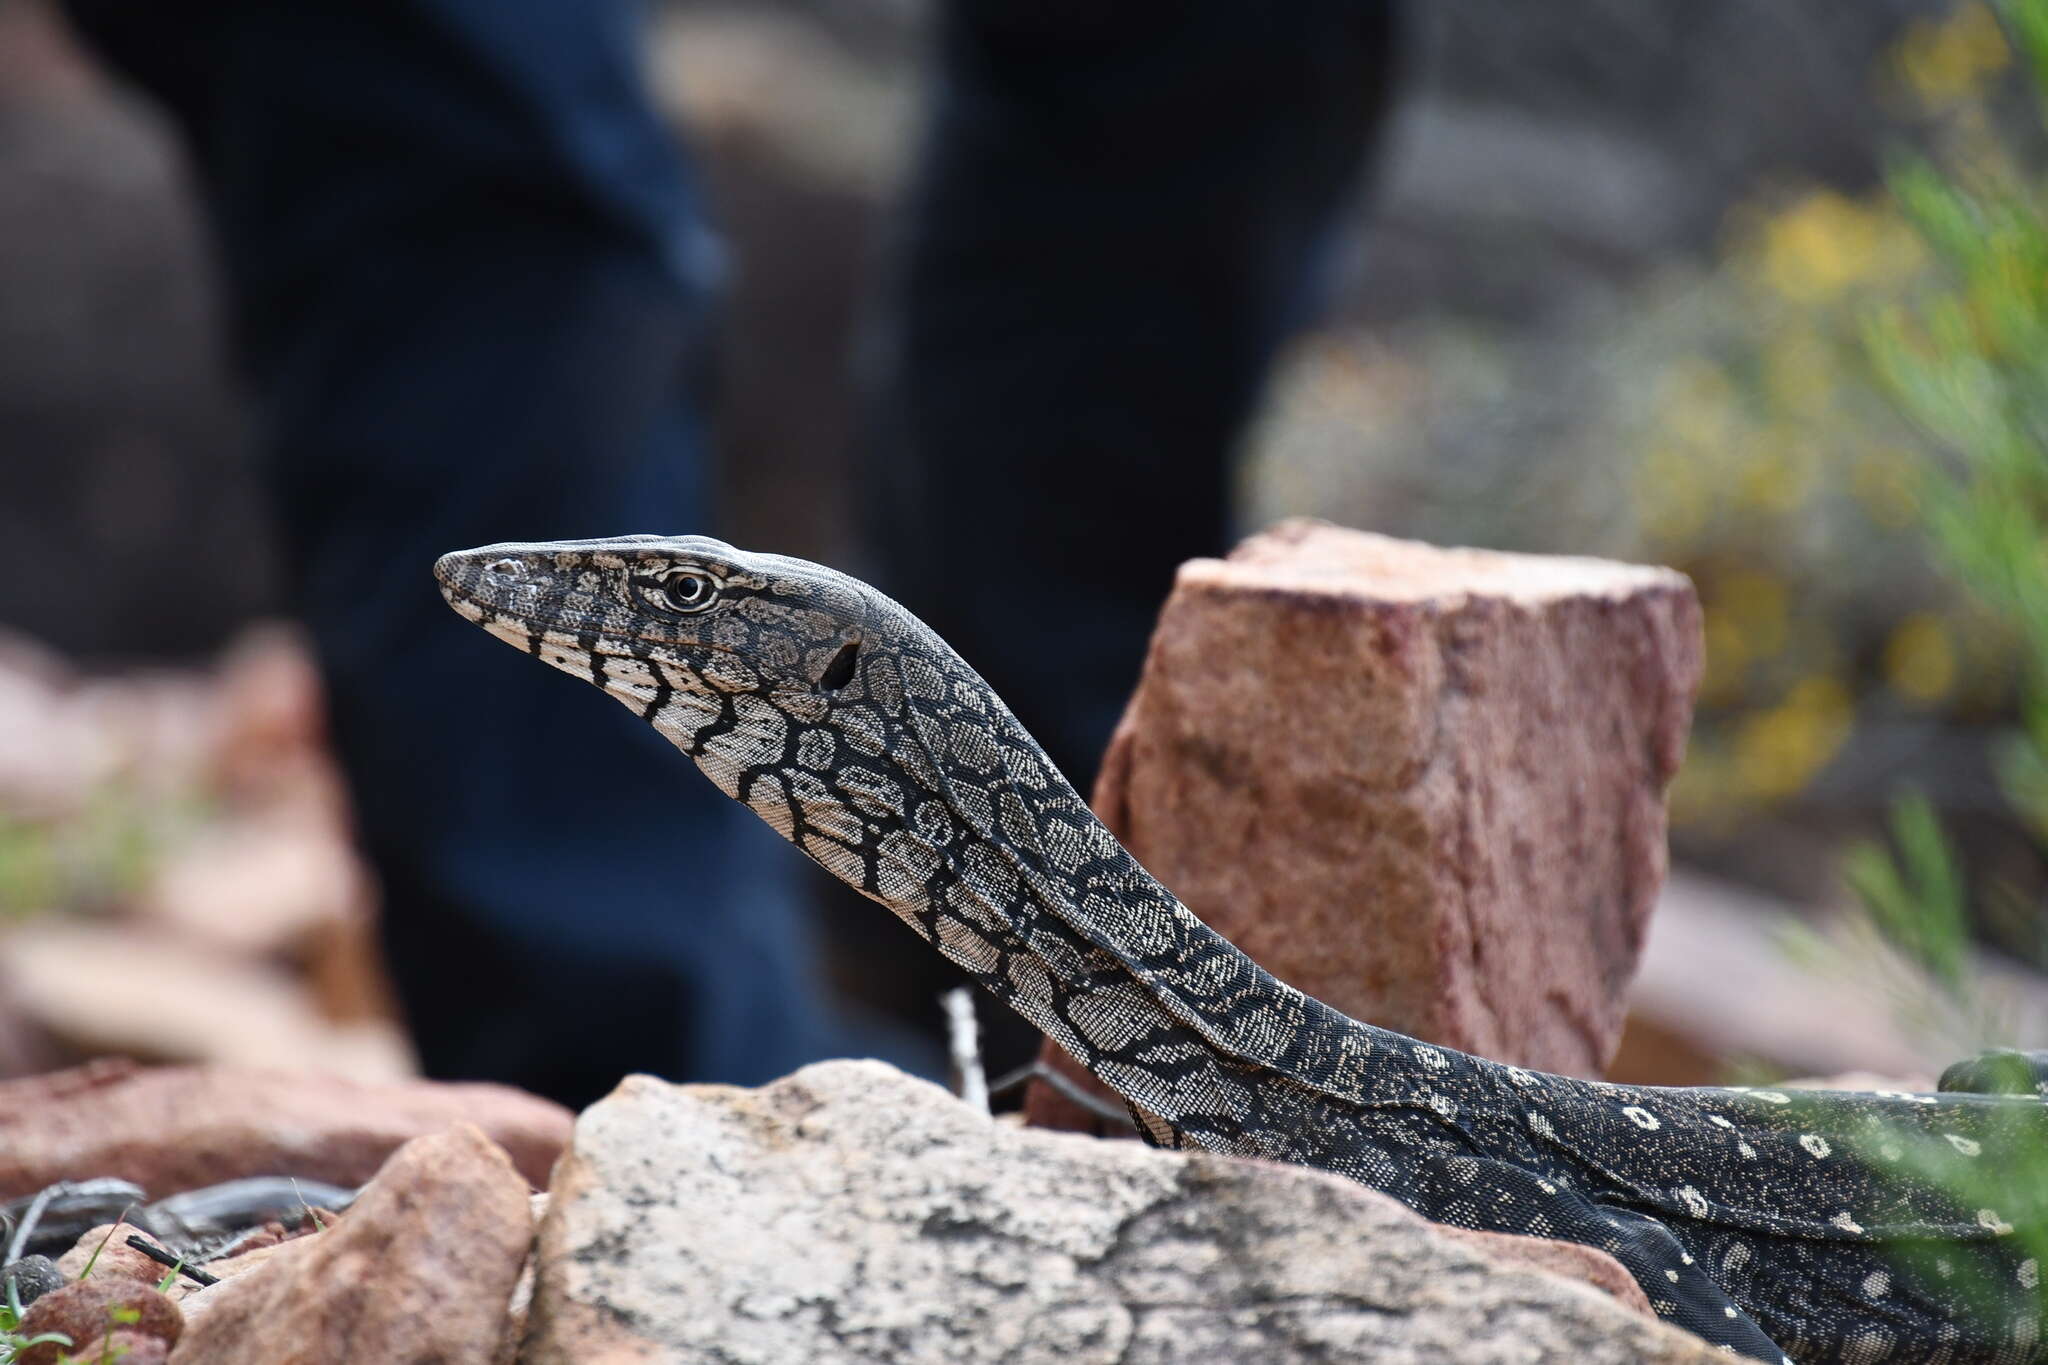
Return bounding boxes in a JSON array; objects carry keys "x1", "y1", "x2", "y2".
[{"x1": 437, "y1": 534, "x2": 2048, "y2": 1363}]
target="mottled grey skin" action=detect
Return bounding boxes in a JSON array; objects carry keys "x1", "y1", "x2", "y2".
[{"x1": 437, "y1": 535, "x2": 2047, "y2": 1363}]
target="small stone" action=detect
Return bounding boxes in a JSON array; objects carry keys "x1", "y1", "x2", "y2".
[
  {"x1": 56, "y1": 1225, "x2": 170, "y2": 1285},
  {"x1": 169, "y1": 1236, "x2": 310, "y2": 1318},
  {"x1": 136, "y1": 810, "x2": 369, "y2": 962},
  {"x1": 167, "y1": 1125, "x2": 533, "y2": 1365},
  {"x1": 1613, "y1": 873, "x2": 1961, "y2": 1086},
  {"x1": 15, "y1": 1278, "x2": 180, "y2": 1365},
  {"x1": 0, "y1": 1254, "x2": 63, "y2": 1307}
]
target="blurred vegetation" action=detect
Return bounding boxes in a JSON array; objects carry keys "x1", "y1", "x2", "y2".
[
  {"x1": 1720, "y1": 0, "x2": 2048, "y2": 1324},
  {"x1": 1775, "y1": 1072, "x2": 2048, "y2": 1346},
  {"x1": 1570, "y1": 9, "x2": 2048, "y2": 1323},
  {"x1": 1627, "y1": 0, "x2": 2034, "y2": 853},
  {"x1": 0, "y1": 791, "x2": 185, "y2": 922},
  {"x1": 1622, "y1": 0, "x2": 2048, "y2": 1055},
  {"x1": 1832, "y1": 0, "x2": 2048, "y2": 1031}
]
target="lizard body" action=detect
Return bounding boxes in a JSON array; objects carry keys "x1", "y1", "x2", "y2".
[{"x1": 437, "y1": 534, "x2": 2047, "y2": 1362}]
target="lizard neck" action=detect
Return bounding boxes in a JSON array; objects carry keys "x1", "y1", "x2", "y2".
[
  {"x1": 869, "y1": 638, "x2": 1399, "y2": 1143},
  {"x1": 659, "y1": 613, "x2": 1413, "y2": 1147}
]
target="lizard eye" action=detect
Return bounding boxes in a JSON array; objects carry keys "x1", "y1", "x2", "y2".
[{"x1": 661, "y1": 570, "x2": 718, "y2": 613}]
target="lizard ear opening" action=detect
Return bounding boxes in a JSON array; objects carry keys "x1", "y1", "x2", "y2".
[{"x1": 820, "y1": 638, "x2": 861, "y2": 690}]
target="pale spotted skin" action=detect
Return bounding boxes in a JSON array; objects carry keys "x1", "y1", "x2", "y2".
[{"x1": 437, "y1": 535, "x2": 2047, "y2": 1363}]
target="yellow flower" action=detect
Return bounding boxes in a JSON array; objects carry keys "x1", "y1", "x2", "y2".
[
  {"x1": 1757, "y1": 191, "x2": 1889, "y2": 303},
  {"x1": 1884, "y1": 613, "x2": 1958, "y2": 704},
  {"x1": 1895, "y1": 1, "x2": 2010, "y2": 108},
  {"x1": 1735, "y1": 677, "x2": 1856, "y2": 799}
]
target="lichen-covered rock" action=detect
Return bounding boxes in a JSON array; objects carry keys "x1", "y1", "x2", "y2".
[
  {"x1": 167, "y1": 1125, "x2": 533, "y2": 1365},
  {"x1": 522, "y1": 1060, "x2": 1724, "y2": 1365},
  {"x1": 1027, "y1": 521, "x2": 1700, "y2": 1134}
]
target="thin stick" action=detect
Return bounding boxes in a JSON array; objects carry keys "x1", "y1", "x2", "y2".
[
  {"x1": 124, "y1": 1237, "x2": 219, "y2": 1287},
  {"x1": 985, "y1": 1060, "x2": 1136, "y2": 1129},
  {"x1": 942, "y1": 987, "x2": 990, "y2": 1115}
]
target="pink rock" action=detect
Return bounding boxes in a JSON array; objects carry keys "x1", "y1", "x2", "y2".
[
  {"x1": 0, "y1": 1059, "x2": 571, "y2": 1198},
  {"x1": 1435, "y1": 1225, "x2": 1653, "y2": 1317},
  {"x1": 15, "y1": 1277, "x2": 180, "y2": 1365},
  {"x1": 1027, "y1": 521, "x2": 1700, "y2": 1130},
  {"x1": 55, "y1": 1222, "x2": 173, "y2": 1285},
  {"x1": 167, "y1": 1125, "x2": 533, "y2": 1365},
  {"x1": 168, "y1": 1228, "x2": 317, "y2": 1322},
  {"x1": 68, "y1": 1331, "x2": 170, "y2": 1365}
]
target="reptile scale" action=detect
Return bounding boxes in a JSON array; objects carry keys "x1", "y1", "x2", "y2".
[{"x1": 437, "y1": 534, "x2": 2048, "y2": 1362}]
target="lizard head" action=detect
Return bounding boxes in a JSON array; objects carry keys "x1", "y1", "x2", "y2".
[
  {"x1": 436, "y1": 534, "x2": 1075, "y2": 905},
  {"x1": 434, "y1": 533, "x2": 884, "y2": 747}
]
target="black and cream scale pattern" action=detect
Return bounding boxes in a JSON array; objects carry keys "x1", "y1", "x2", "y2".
[{"x1": 437, "y1": 534, "x2": 2048, "y2": 1363}]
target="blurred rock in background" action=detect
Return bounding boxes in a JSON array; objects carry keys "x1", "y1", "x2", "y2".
[
  {"x1": 0, "y1": 626, "x2": 408, "y2": 1081},
  {"x1": 0, "y1": 0, "x2": 269, "y2": 662}
]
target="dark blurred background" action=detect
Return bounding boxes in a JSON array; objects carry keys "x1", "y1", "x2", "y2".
[
  {"x1": 2, "y1": 0, "x2": 2044, "y2": 1092},
  {"x1": 0, "y1": 0, "x2": 1945, "y2": 655}
]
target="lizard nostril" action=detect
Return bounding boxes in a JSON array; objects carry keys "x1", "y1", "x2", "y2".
[{"x1": 486, "y1": 558, "x2": 523, "y2": 577}]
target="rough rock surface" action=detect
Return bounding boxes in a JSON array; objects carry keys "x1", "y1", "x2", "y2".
[
  {"x1": 0, "y1": 1255, "x2": 62, "y2": 1307},
  {"x1": 16, "y1": 1278, "x2": 180, "y2": 1365},
  {"x1": 168, "y1": 1236, "x2": 315, "y2": 1326},
  {"x1": 72, "y1": 1332, "x2": 170, "y2": 1365},
  {"x1": 1434, "y1": 1225, "x2": 1651, "y2": 1315},
  {"x1": 524, "y1": 1060, "x2": 1723, "y2": 1365},
  {"x1": 55, "y1": 1223, "x2": 172, "y2": 1284},
  {"x1": 57, "y1": 1219, "x2": 319, "y2": 1309},
  {"x1": 168, "y1": 1125, "x2": 533, "y2": 1365},
  {"x1": 1026, "y1": 521, "x2": 1700, "y2": 1133},
  {"x1": 0, "y1": 1059, "x2": 571, "y2": 1198}
]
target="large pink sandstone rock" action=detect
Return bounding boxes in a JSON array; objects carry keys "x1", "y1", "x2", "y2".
[
  {"x1": 1027, "y1": 521, "x2": 1700, "y2": 1130},
  {"x1": 0, "y1": 1059, "x2": 572, "y2": 1197}
]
